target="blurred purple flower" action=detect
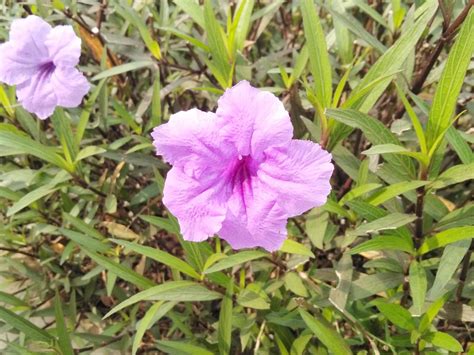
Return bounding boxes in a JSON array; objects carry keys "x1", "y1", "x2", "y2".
[
  {"x1": 152, "y1": 81, "x2": 333, "y2": 251},
  {"x1": 0, "y1": 16, "x2": 90, "y2": 119}
]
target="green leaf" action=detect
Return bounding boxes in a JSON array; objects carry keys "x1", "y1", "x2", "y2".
[
  {"x1": 350, "y1": 235, "x2": 414, "y2": 255},
  {"x1": 327, "y1": 108, "x2": 414, "y2": 177},
  {"x1": 132, "y1": 301, "x2": 175, "y2": 355},
  {"x1": 428, "y1": 240, "x2": 470, "y2": 301},
  {"x1": 367, "y1": 181, "x2": 428, "y2": 206},
  {"x1": 284, "y1": 272, "x2": 308, "y2": 297},
  {"x1": 62, "y1": 213, "x2": 106, "y2": 240},
  {"x1": 446, "y1": 126, "x2": 473, "y2": 164},
  {"x1": 0, "y1": 130, "x2": 72, "y2": 172},
  {"x1": 299, "y1": 309, "x2": 351, "y2": 354},
  {"x1": 76, "y1": 78, "x2": 107, "y2": 145},
  {"x1": 351, "y1": 272, "x2": 404, "y2": 300},
  {"x1": 111, "y1": 239, "x2": 201, "y2": 279},
  {"x1": 425, "y1": 331, "x2": 463, "y2": 352},
  {"x1": 429, "y1": 163, "x2": 474, "y2": 190},
  {"x1": 409, "y1": 261, "x2": 427, "y2": 316},
  {"x1": 105, "y1": 281, "x2": 222, "y2": 318},
  {"x1": 347, "y1": 1, "x2": 437, "y2": 112},
  {"x1": 237, "y1": 284, "x2": 270, "y2": 310},
  {"x1": 326, "y1": 4, "x2": 385, "y2": 54},
  {"x1": 83, "y1": 249, "x2": 155, "y2": 289},
  {"x1": 425, "y1": 9, "x2": 474, "y2": 149},
  {"x1": 301, "y1": 0, "x2": 332, "y2": 107},
  {"x1": 362, "y1": 144, "x2": 426, "y2": 164},
  {"x1": 91, "y1": 61, "x2": 154, "y2": 81},
  {"x1": 204, "y1": 250, "x2": 267, "y2": 274},
  {"x1": 54, "y1": 292, "x2": 74, "y2": 355},
  {"x1": 7, "y1": 171, "x2": 70, "y2": 216},
  {"x1": 419, "y1": 292, "x2": 450, "y2": 333},
  {"x1": 140, "y1": 214, "x2": 180, "y2": 235},
  {"x1": 374, "y1": 302, "x2": 416, "y2": 330},
  {"x1": 174, "y1": 0, "x2": 205, "y2": 28},
  {"x1": 0, "y1": 291, "x2": 29, "y2": 308},
  {"x1": 418, "y1": 227, "x2": 474, "y2": 255},
  {"x1": 116, "y1": 3, "x2": 161, "y2": 60},
  {"x1": 0, "y1": 305, "x2": 54, "y2": 343},
  {"x1": 339, "y1": 183, "x2": 382, "y2": 205},
  {"x1": 61, "y1": 228, "x2": 111, "y2": 253},
  {"x1": 218, "y1": 278, "x2": 233, "y2": 355},
  {"x1": 279, "y1": 239, "x2": 314, "y2": 257},
  {"x1": 74, "y1": 146, "x2": 106, "y2": 163},
  {"x1": 155, "y1": 340, "x2": 213, "y2": 355},
  {"x1": 204, "y1": 0, "x2": 231, "y2": 87},
  {"x1": 51, "y1": 109, "x2": 77, "y2": 164},
  {"x1": 347, "y1": 213, "x2": 417, "y2": 238}
]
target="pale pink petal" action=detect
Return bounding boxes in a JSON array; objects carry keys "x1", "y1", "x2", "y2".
[
  {"x1": 0, "y1": 16, "x2": 51, "y2": 85},
  {"x1": 163, "y1": 166, "x2": 228, "y2": 242},
  {"x1": 216, "y1": 81, "x2": 293, "y2": 159},
  {"x1": 51, "y1": 67, "x2": 90, "y2": 107},
  {"x1": 16, "y1": 67, "x2": 57, "y2": 120},
  {"x1": 151, "y1": 109, "x2": 234, "y2": 168},
  {"x1": 45, "y1": 26, "x2": 82, "y2": 67},
  {"x1": 258, "y1": 140, "x2": 334, "y2": 216},
  {"x1": 218, "y1": 181, "x2": 288, "y2": 251}
]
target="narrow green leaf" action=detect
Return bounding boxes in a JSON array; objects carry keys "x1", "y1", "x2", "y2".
[
  {"x1": 374, "y1": 302, "x2": 416, "y2": 330},
  {"x1": 218, "y1": 278, "x2": 233, "y2": 355},
  {"x1": 350, "y1": 235, "x2": 414, "y2": 255},
  {"x1": 155, "y1": 340, "x2": 213, "y2": 355},
  {"x1": 54, "y1": 292, "x2": 74, "y2": 355},
  {"x1": 279, "y1": 239, "x2": 314, "y2": 257},
  {"x1": 174, "y1": 0, "x2": 205, "y2": 28},
  {"x1": 409, "y1": 261, "x2": 427, "y2": 316},
  {"x1": 347, "y1": 1, "x2": 437, "y2": 112},
  {"x1": 204, "y1": 250, "x2": 267, "y2": 274},
  {"x1": 91, "y1": 61, "x2": 154, "y2": 81},
  {"x1": 83, "y1": 249, "x2": 155, "y2": 289},
  {"x1": 301, "y1": 0, "x2": 332, "y2": 107},
  {"x1": 428, "y1": 240, "x2": 470, "y2": 301},
  {"x1": 429, "y1": 163, "x2": 474, "y2": 190},
  {"x1": 204, "y1": 0, "x2": 231, "y2": 87},
  {"x1": 425, "y1": 331, "x2": 463, "y2": 352},
  {"x1": 327, "y1": 108, "x2": 415, "y2": 177},
  {"x1": 347, "y1": 213, "x2": 417, "y2": 238},
  {"x1": 446, "y1": 126, "x2": 473, "y2": 164},
  {"x1": 132, "y1": 301, "x2": 176, "y2": 355},
  {"x1": 111, "y1": 239, "x2": 201, "y2": 279},
  {"x1": 426, "y1": 9, "x2": 474, "y2": 149},
  {"x1": 299, "y1": 309, "x2": 351, "y2": 354},
  {"x1": 104, "y1": 281, "x2": 222, "y2": 318},
  {"x1": 116, "y1": 3, "x2": 162, "y2": 60},
  {"x1": 367, "y1": 181, "x2": 428, "y2": 206},
  {"x1": 419, "y1": 227, "x2": 474, "y2": 254},
  {"x1": 0, "y1": 306, "x2": 54, "y2": 343},
  {"x1": 0, "y1": 130, "x2": 72, "y2": 172},
  {"x1": 339, "y1": 183, "x2": 382, "y2": 205}
]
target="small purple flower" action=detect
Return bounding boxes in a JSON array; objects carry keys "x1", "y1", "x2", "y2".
[
  {"x1": 152, "y1": 81, "x2": 333, "y2": 251},
  {"x1": 0, "y1": 16, "x2": 90, "y2": 119}
]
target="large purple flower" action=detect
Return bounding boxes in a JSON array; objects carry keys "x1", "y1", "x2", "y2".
[
  {"x1": 0, "y1": 16, "x2": 90, "y2": 119},
  {"x1": 152, "y1": 81, "x2": 333, "y2": 251}
]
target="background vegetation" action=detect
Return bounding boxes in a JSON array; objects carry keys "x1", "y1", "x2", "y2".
[{"x1": 0, "y1": 0, "x2": 473, "y2": 353}]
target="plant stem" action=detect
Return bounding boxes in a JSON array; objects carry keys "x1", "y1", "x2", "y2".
[
  {"x1": 455, "y1": 242, "x2": 472, "y2": 302},
  {"x1": 414, "y1": 169, "x2": 428, "y2": 249}
]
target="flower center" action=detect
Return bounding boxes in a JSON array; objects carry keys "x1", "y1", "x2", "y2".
[
  {"x1": 228, "y1": 155, "x2": 258, "y2": 190},
  {"x1": 39, "y1": 61, "x2": 56, "y2": 75}
]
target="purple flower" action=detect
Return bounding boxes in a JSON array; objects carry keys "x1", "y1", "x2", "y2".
[
  {"x1": 152, "y1": 81, "x2": 333, "y2": 251},
  {"x1": 0, "y1": 16, "x2": 90, "y2": 119}
]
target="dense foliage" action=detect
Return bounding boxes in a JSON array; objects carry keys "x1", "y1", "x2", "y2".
[{"x1": 0, "y1": 0, "x2": 473, "y2": 353}]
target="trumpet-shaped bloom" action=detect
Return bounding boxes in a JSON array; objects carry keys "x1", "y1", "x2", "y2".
[
  {"x1": 152, "y1": 81, "x2": 333, "y2": 251},
  {"x1": 0, "y1": 16, "x2": 89, "y2": 119}
]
